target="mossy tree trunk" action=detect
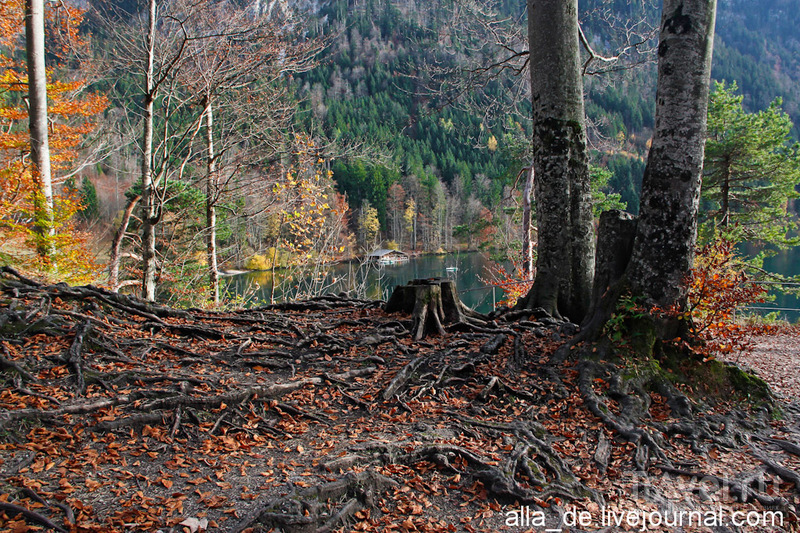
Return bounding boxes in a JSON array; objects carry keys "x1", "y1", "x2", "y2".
[
  {"x1": 516, "y1": 0, "x2": 595, "y2": 323},
  {"x1": 577, "y1": 0, "x2": 717, "y2": 346},
  {"x1": 627, "y1": 0, "x2": 717, "y2": 314}
]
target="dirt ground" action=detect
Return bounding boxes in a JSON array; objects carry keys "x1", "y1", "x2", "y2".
[{"x1": 723, "y1": 328, "x2": 800, "y2": 400}]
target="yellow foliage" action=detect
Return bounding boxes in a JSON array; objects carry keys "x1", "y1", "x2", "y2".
[
  {"x1": 245, "y1": 248, "x2": 295, "y2": 270},
  {"x1": 245, "y1": 254, "x2": 271, "y2": 270},
  {"x1": 0, "y1": 0, "x2": 106, "y2": 283},
  {"x1": 268, "y1": 134, "x2": 349, "y2": 264}
]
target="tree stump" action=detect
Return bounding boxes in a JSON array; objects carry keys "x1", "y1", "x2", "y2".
[
  {"x1": 591, "y1": 209, "x2": 637, "y2": 309},
  {"x1": 385, "y1": 279, "x2": 484, "y2": 340}
]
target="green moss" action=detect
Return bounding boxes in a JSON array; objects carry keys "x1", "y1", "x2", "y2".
[
  {"x1": 626, "y1": 315, "x2": 658, "y2": 357},
  {"x1": 593, "y1": 331, "x2": 777, "y2": 417},
  {"x1": 705, "y1": 359, "x2": 772, "y2": 401}
]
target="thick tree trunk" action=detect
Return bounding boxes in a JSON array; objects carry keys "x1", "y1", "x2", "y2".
[
  {"x1": 25, "y1": 0, "x2": 54, "y2": 259},
  {"x1": 204, "y1": 98, "x2": 220, "y2": 304},
  {"x1": 517, "y1": 0, "x2": 595, "y2": 322},
  {"x1": 627, "y1": 0, "x2": 717, "y2": 312},
  {"x1": 140, "y1": 0, "x2": 158, "y2": 302}
]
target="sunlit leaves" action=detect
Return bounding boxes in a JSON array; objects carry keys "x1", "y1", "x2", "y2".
[
  {"x1": 676, "y1": 235, "x2": 768, "y2": 357},
  {"x1": 270, "y1": 134, "x2": 347, "y2": 265},
  {"x1": 0, "y1": 0, "x2": 106, "y2": 283}
]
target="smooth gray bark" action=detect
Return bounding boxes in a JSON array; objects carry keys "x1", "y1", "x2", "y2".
[
  {"x1": 517, "y1": 0, "x2": 595, "y2": 322},
  {"x1": 25, "y1": 0, "x2": 54, "y2": 258},
  {"x1": 627, "y1": 0, "x2": 717, "y2": 310},
  {"x1": 140, "y1": 0, "x2": 158, "y2": 302},
  {"x1": 204, "y1": 98, "x2": 220, "y2": 304}
]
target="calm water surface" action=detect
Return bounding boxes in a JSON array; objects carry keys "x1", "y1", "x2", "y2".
[
  {"x1": 224, "y1": 252, "x2": 508, "y2": 314},
  {"x1": 225, "y1": 248, "x2": 800, "y2": 321},
  {"x1": 748, "y1": 246, "x2": 800, "y2": 322}
]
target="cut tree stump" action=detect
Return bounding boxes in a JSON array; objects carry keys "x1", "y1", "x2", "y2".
[
  {"x1": 385, "y1": 278, "x2": 485, "y2": 340},
  {"x1": 591, "y1": 209, "x2": 637, "y2": 310}
]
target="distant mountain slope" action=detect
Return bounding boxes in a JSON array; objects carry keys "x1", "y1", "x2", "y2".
[
  {"x1": 298, "y1": 0, "x2": 800, "y2": 222},
  {"x1": 715, "y1": 0, "x2": 800, "y2": 126}
]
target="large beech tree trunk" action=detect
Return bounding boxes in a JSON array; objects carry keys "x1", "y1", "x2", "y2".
[
  {"x1": 627, "y1": 0, "x2": 717, "y2": 312},
  {"x1": 516, "y1": 0, "x2": 595, "y2": 323}
]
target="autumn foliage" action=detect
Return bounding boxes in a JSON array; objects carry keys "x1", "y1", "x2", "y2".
[
  {"x1": 481, "y1": 253, "x2": 534, "y2": 309},
  {"x1": 0, "y1": 0, "x2": 106, "y2": 283},
  {"x1": 273, "y1": 135, "x2": 348, "y2": 265},
  {"x1": 679, "y1": 236, "x2": 768, "y2": 356}
]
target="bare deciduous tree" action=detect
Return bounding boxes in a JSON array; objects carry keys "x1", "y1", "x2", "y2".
[{"x1": 176, "y1": 0, "x2": 322, "y2": 303}]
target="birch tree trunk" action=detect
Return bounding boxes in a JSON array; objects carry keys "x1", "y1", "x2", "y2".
[
  {"x1": 140, "y1": 0, "x2": 158, "y2": 302},
  {"x1": 516, "y1": 0, "x2": 595, "y2": 322},
  {"x1": 25, "y1": 0, "x2": 54, "y2": 259},
  {"x1": 627, "y1": 0, "x2": 717, "y2": 312},
  {"x1": 204, "y1": 97, "x2": 220, "y2": 304}
]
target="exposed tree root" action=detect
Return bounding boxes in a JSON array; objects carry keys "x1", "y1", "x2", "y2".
[
  {"x1": 231, "y1": 470, "x2": 398, "y2": 533},
  {"x1": 2, "y1": 270, "x2": 800, "y2": 532},
  {"x1": 0, "y1": 501, "x2": 68, "y2": 532}
]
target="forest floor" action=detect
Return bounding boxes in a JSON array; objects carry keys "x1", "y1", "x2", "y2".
[
  {"x1": 718, "y1": 329, "x2": 800, "y2": 400},
  {"x1": 1, "y1": 268, "x2": 799, "y2": 533}
]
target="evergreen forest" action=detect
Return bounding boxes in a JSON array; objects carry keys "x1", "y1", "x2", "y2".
[{"x1": 1, "y1": 0, "x2": 799, "y2": 305}]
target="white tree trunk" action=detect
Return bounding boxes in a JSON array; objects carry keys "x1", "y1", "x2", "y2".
[
  {"x1": 521, "y1": 165, "x2": 534, "y2": 279},
  {"x1": 628, "y1": 0, "x2": 717, "y2": 311},
  {"x1": 141, "y1": 0, "x2": 158, "y2": 301},
  {"x1": 204, "y1": 98, "x2": 220, "y2": 304},
  {"x1": 25, "y1": 0, "x2": 53, "y2": 259}
]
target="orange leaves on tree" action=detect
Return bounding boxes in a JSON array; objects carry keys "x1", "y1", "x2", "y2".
[
  {"x1": 0, "y1": 0, "x2": 106, "y2": 283},
  {"x1": 689, "y1": 237, "x2": 765, "y2": 332},
  {"x1": 481, "y1": 253, "x2": 534, "y2": 309},
  {"x1": 670, "y1": 235, "x2": 768, "y2": 357}
]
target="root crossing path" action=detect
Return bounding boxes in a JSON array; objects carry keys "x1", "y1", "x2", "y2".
[{"x1": 0, "y1": 268, "x2": 799, "y2": 532}]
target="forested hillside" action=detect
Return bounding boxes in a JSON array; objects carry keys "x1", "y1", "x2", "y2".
[
  {"x1": 2, "y1": 0, "x2": 798, "y2": 305},
  {"x1": 296, "y1": 0, "x2": 800, "y2": 222},
  {"x1": 295, "y1": 0, "x2": 524, "y2": 253}
]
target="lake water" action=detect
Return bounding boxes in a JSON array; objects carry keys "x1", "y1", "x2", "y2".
[
  {"x1": 225, "y1": 247, "x2": 800, "y2": 321},
  {"x1": 223, "y1": 252, "x2": 510, "y2": 313},
  {"x1": 744, "y1": 245, "x2": 800, "y2": 322}
]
